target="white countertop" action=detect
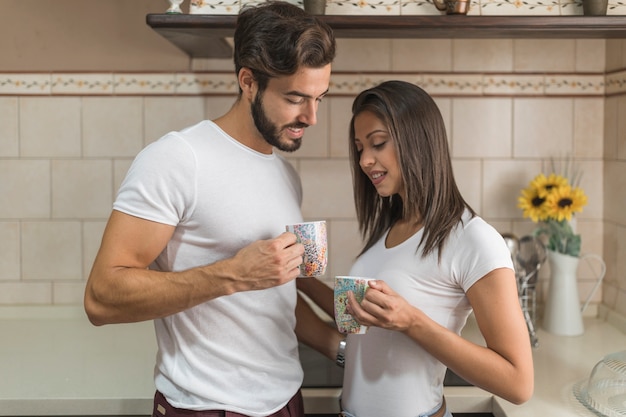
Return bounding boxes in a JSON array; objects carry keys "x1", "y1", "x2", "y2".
[{"x1": 1, "y1": 306, "x2": 624, "y2": 416}]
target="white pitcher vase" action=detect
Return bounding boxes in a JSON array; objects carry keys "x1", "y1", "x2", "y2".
[{"x1": 543, "y1": 250, "x2": 606, "y2": 336}]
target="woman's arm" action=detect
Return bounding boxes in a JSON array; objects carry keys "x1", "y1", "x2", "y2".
[{"x1": 347, "y1": 268, "x2": 534, "y2": 404}]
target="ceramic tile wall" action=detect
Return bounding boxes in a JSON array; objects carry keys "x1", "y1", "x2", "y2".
[
  {"x1": 601, "y1": 40, "x2": 626, "y2": 321},
  {"x1": 0, "y1": 38, "x2": 625, "y2": 324}
]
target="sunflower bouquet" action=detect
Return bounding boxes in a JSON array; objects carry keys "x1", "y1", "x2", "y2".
[{"x1": 518, "y1": 168, "x2": 588, "y2": 258}]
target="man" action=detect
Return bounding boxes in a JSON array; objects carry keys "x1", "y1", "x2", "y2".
[{"x1": 84, "y1": 2, "x2": 342, "y2": 416}]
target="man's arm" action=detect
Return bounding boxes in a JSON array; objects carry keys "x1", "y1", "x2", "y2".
[
  {"x1": 84, "y1": 210, "x2": 304, "y2": 325},
  {"x1": 295, "y1": 293, "x2": 344, "y2": 361}
]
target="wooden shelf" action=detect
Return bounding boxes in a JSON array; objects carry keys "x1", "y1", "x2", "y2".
[{"x1": 146, "y1": 14, "x2": 626, "y2": 58}]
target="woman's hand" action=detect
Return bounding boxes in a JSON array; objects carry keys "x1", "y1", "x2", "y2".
[{"x1": 346, "y1": 280, "x2": 418, "y2": 332}]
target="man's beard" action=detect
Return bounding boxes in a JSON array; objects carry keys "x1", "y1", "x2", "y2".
[{"x1": 251, "y1": 91, "x2": 307, "y2": 153}]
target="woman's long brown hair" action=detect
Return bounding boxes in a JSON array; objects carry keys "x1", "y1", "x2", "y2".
[{"x1": 349, "y1": 80, "x2": 475, "y2": 261}]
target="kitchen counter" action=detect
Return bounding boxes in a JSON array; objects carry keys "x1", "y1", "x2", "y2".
[{"x1": 1, "y1": 306, "x2": 624, "y2": 416}]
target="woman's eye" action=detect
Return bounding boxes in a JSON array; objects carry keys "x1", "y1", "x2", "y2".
[{"x1": 373, "y1": 142, "x2": 386, "y2": 149}]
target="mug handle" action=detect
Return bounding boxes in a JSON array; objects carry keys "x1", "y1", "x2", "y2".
[{"x1": 579, "y1": 253, "x2": 606, "y2": 313}]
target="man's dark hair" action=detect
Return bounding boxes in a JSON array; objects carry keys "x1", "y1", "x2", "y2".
[{"x1": 233, "y1": 1, "x2": 336, "y2": 92}]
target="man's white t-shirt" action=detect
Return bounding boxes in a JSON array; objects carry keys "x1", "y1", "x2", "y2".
[{"x1": 114, "y1": 120, "x2": 304, "y2": 416}]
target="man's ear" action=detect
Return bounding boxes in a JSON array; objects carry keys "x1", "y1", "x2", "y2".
[{"x1": 238, "y1": 67, "x2": 257, "y2": 100}]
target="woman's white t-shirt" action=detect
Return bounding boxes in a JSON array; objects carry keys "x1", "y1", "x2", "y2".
[{"x1": 341, "y1": 211, "x2": 513, "y2": 417}]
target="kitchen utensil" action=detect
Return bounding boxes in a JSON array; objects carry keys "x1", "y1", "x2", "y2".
[
  {"x1": 516, "y1": 235, "x2": 547, "y2": 290},
  {"x1": 515, "y1": 235, "x2": 546, "y2": 348},
  {"x1": 501, "y1": 232, "x2": 519, "y2": 257},
  {"x1": 574, "y1": 350, "x2": 626, "y2": 417}
]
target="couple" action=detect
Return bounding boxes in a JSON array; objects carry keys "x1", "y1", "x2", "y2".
[{"x1": 83, "y1": 2, "x2": 533, "y2": 417}]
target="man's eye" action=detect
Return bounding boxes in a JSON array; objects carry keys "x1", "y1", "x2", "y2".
[{"x1": 287, "y1": 97, "x2": 305, "y2": 105}]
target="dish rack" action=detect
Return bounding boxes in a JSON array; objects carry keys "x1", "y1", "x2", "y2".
[{"x1": 574, "y1": 350, "x2": 626, "y2": 417}]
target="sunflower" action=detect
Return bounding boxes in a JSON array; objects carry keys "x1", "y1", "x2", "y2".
[
  {"x1": 518, "y1": 185, "x2": 548, "y2": 222},
  {"x1": 518, "y1": 168, "x2": 588, "y2": 257},
  {"x1": 544, "y1": 185, "x2": 587, "y2": 222},
  {"x1": 530, "y1": 173, "x2": 569, "y2": 197}
]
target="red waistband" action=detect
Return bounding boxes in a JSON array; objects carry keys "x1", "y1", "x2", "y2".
[{"x1": 152, "y1": 390, "x2": 304, "y2": 417}]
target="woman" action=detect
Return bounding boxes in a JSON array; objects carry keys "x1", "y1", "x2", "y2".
[{"x1": 299, "y1": 80, "x2": 533, "y2": 417}]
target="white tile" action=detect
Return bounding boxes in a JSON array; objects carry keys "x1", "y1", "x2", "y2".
[
  {"x1": 113, "y1": 159, "x2": 133, "y2": 196},
  {"x1": 451, "y1": 98, "x2": 512, "y2": 158},
  {"x1": 619, "y1": 95, "x2": 626, "y2": 161},
  {"x1": 513, "y1": 98, "x2": 574, "y2": 158},
  {"x1": 0, "y1": 97, "x2": 18, "y2": 157},
  {"x1": 300, "y1": 159, "x2": 355, "y2": 219},
  {"x1": 0, "y1": 160, "x2": 50, "y2": 219},
  {"x1": 574, "y1": 98, "x2": 604, "y2": 159},
  {"x1": 482, "y1": 159, "x2": 543, "y2": 219},
  {"x1": 51, "y1": 160, "x2": 113, "y2": 219},
  {"x1": 329, "y1": 97, "x2": 354, "y2": 158},
  {"x1": 82, "y1": 97, "x2": 144, "y2": 157},
  {"x1": 144, "y1": 96, "x2": 206, "y2": 146},
  {"x1": 333, "y1": 39, "x2": 393, "y2": 72},
  {"x1": 605, "y1": 40, "x2": 626, "y2": 72},
  {"x1": 433, "y1": 97, "x2": 452, "y2": 142},
  {"x1": 53, "y1": 282, "x2": 87, "y2": 305},
  {"x1": 0, "y1": 282, "x2": 51, "y2": 304},
  {"x1": 604, "y1": 161, "x2": 626, "y2": 225},
  {"x1": 20, "y1": 97, "x2": 81, "y2": 157},
  {"x1": 204, "y1": 96, "x2": 237, "y2": 120},
  {"x1": 575, "y1": 160, "x2": 603, "y2": 220},
  {"x1": 391, "y1": 39, "x2": 453, "y2": 72},
  {"x1": 0, "y1": 222, "x2": 20, "y2": 281},
  {"x1": 453, "y1": 39, "x2": 514, "y2": 72},
  {"x1": 514, "y1": 39, "x2": 577, "y2": 72},
  {"x1": 452, "y1": 159, "x2": 483, "y2": 214},
  {"x1": 191, "y1": 57, "x2": 236, "y2": 72},
  {"x1": 576, "y1": 40, "x2": 606, "y2": 72},
  {"x1": 83, "y1": 221, "x2": 107, "y2": 280},
  {"x1": 328, "y1": 219, "x2": 362, "y2": 279},
  {"x1": 21, "y1": 222, "x2": 82, "y2": 281}
]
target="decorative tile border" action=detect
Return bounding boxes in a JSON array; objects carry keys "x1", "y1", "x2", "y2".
[
  {"x1": 605, "y1": 69, "x2": 626, "y2": 95},
  {"x1": 0, "y1": 72, "x2": 623, "y2": 96},
  {"x1": 183, "y1": 0, "x2": 626, "y2": 14},
  {"x1": 0, "y1": 74, "x2": 51, "y2": 95},
  {"x1": 52, "y1": 74, "x2": 114, "y2": 95}
]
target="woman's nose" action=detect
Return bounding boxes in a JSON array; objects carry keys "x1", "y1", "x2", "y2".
[{"x1": 359, "y1": 148, "x2": 374, "y2": 168}]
